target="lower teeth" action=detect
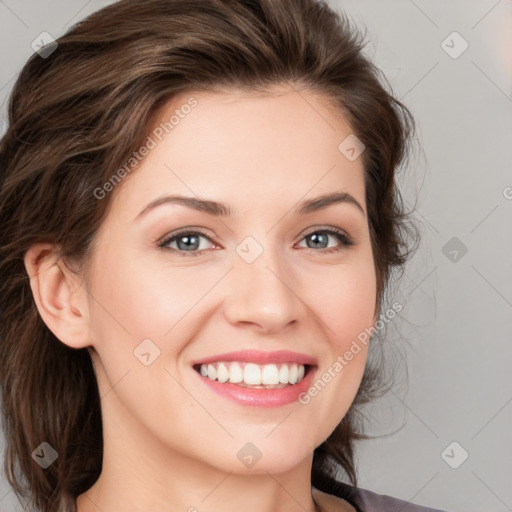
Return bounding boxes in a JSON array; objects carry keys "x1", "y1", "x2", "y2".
[
  {"x1": 229, "y1": 382, "x2": 291, "y2": 389},
  {"x1": 203, "y1": 379, "x2": 296, "y2": 388}
]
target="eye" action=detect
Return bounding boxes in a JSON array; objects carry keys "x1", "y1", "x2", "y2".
[
  {"x1": 297, "y1": 228, "x2": 354, "y2": 253},
  {"x1": 158, "y1": 229, "x2": 215, "y2": 257}
]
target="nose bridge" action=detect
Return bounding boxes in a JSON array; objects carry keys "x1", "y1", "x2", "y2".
[{"x1": 223, "y1": 234, "x2": 304, "y2": 332}]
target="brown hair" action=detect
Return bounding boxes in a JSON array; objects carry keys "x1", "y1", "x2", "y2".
[{"x1": 0, "y1": 0, "x2": 416, "y2": 510}]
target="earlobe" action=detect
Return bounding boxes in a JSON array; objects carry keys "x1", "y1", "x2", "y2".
[{"x1": 23, "y1": 243, "x2": 91, "y2": 349}]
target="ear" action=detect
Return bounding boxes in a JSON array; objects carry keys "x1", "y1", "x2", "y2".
[{"x1": 24, "y1": 243, "x2": 91, "y2": 349}]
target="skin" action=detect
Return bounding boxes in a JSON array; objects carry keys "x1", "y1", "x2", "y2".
[{"x1": 25, "y1": 85, "x2": 377, "y2": 512}]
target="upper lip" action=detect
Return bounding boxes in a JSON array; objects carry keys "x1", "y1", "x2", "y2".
[{"x1": 191, "y1": 349, "x2": 318, "y2": 366}]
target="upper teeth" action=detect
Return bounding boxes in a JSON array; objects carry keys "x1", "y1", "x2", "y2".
[{"x1": 198, "y1": 362, "x2": 306, "y2": 386}]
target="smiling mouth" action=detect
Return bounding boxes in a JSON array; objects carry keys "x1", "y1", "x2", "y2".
[{"x1": 192, "y1": 361, "x2": 313, "y2": 388}]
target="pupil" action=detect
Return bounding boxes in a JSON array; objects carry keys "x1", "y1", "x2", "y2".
[
  {"x1": 308, "y1": 233, "x2": 327, "y2": 249},
  {"x1": 178, "y1": 235, "x2": 199, "y2": 251}
]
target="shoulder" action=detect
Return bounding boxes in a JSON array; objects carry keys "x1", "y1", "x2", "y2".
[{"x1": 312, "y1": 483, "x2": 451, "y2": 512}]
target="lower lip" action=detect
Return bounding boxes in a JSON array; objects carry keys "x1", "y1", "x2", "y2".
[{"x1": 193, "y1": 365, "x2": 317, "y2": 408}]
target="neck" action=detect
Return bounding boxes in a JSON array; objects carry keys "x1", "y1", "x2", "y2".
[
  {"x1": 76, "y1": 391, "x2": 319, "y2": 512},
  {"x1": 77, "y1": 462, "x2": 320, "y2": 512}
]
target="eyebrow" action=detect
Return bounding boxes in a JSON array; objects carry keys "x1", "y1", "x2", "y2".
[{"x1": 135, "y1": 191, "x2": 365, "y2": 221}]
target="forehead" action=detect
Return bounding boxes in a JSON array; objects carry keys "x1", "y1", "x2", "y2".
[{"x1": 109, "y1": 86, "x2": 366, "y2": 216}]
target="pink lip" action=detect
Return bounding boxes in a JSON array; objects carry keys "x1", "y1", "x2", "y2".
[
  {"x1": 190, "y1": 349, "x2": 318, "y2": 366},
  {"x1": 193, "y1": 364, "x2": 318, "y2": 408}
]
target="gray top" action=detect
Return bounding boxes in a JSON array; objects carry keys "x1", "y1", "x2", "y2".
[{"x1": 313, "y1": 484, "x2": 450, "y2": 512}]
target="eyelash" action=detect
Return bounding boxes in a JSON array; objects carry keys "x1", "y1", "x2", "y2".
[{"x1": 157, "y1": 227, "x2": 354, "y2": 257}]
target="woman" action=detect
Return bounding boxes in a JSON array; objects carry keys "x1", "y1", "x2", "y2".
[{"x1": 0, "y1": 0, "x2": 449, "y2": 511}]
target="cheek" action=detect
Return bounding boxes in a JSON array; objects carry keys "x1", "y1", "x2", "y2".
[
  {"x1": 88, "y1": 246, "x2": 218, "y2": 342},
  {"x1": 301, "y1": 254, "x2": 376, "y2": 418},
  {"x1": 311, "y1": 258, "x2": 377, "y2": 342}
]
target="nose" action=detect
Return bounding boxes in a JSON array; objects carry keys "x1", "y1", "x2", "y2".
[{"x1": 222, "y1": 248, "x2": 306, "y2": 334}]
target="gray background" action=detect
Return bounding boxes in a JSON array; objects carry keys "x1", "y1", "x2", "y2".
[{"x1": 1, "y1": 1, "x2": 511, "y2": 511}]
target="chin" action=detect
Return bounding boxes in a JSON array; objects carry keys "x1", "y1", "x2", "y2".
[{"x1": 184, "y1": 434, "x2": 314, "y2": 476}]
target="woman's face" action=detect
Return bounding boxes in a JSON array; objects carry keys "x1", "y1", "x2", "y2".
[{"x1": 82, "y1": 86, "x2": 377, "y2": 475}]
